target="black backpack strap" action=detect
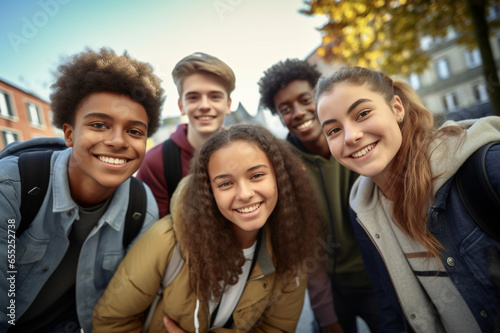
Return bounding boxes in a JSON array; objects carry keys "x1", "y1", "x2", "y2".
[
  {"x1": 122, "y1": 177, "x2": 147, "y2": 248},
  {"x1": 16, "y1": 150, "x2": 146, "y2": 248},
  {"x1": 17, "y1": 151, "x2": 53, "y2": 238},
  {"x1": 162, "y1": 138, "x2": 182, "y2": 200},
  {"x1": 456, "y1": 141, "x2": 500, "y2": 242}
]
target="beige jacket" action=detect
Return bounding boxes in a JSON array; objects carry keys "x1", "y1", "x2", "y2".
[{"x1": 92, "y1": 178, "x2": 306, "y2": 332}]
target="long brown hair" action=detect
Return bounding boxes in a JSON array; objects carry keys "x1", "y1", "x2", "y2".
[
  {"x1": 315, "y1": 67, "x2": 463, "y2": 259},
  {"x1": 181, "y1": 124, "x2": 321, "y2": 301}
]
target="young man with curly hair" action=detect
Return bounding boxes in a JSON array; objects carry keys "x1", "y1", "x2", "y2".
[
  {"x1": 137, "y1": 52, "x2": 235, "y2": 217},
  {"x1": 0, "y1": 47, "x2": 164, "y2": 333},
  {"x1": 258, "y1": 59, "x2": 381, "y2": 333}
]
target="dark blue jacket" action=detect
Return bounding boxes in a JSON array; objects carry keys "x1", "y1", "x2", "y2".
[{"x1": 351, "y1": 143, "x2": 500, "y2": 332}]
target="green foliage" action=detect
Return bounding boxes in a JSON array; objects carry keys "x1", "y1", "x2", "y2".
[{"x1": 301, "y1": 0, "x2": 500, "y2": 75}]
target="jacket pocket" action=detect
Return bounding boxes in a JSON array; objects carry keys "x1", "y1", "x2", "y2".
[
  {"x1": 16, "y1": 232, "x2": 49, "y2": 265},
  {"x1": 102, "y1": 252, "x2": 123, "y2": 271},
  {"x1": 101, "y1": 251, "x2": 124, "y2": 283},
  {"x1": 460, "y1": 226, "x2": 499, "y2": 288},
  {"x1": 15, "y1": 232, "x2": 50, "y2": 287}
]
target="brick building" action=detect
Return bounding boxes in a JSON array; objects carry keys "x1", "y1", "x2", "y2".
[{"x1": 0, "y1": 78, "x2": 56, "y2": 150}]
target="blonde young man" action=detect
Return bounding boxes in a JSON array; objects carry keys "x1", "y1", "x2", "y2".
[{"x1": 137, "y1": 52, "x2": 235, "y2": 217}]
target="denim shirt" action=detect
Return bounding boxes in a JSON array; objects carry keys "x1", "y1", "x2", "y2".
[
  {"x1": 351, "y1": 144, "x2": 500, "y2": 333},
  {"x1": 0, "y1": 148, "x2": 159, "y2": 333}
]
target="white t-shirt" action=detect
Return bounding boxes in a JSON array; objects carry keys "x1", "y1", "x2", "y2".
[{"x1": 209, "y1": 241, "x2": 257, "y2": 328}]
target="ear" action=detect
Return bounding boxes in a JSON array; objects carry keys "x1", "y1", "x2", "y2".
[
  {"x1": 392, "y1": 95, "x2": 405, "y2": 122},
  {"x1": 225, "y1": 98, "x2": 232, "y2": 115},
  {"x1": 178, "y1": 98, "x2": 186, "y2": 116},
  {"x1": 62, "y1": 123, "x2": 74, "y2": 147}
]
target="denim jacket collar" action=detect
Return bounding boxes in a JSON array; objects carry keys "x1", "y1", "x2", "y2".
[{"x1": 51, "y1": 148, "x2": 130, "y2": 232}]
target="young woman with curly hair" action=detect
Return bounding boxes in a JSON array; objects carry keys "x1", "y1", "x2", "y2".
[
  {"x1": 93, "y1": 124, "x2": 323, "y2": 332},
  {"x1": 315, "y1": 66, "x2": 500, "y2": 332}
]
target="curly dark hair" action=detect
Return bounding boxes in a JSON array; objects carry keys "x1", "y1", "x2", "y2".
[
  {"x1": 258, "y1": 58, "x2": 322, "y2": 115},
  {"x1": 181, "y1": 124, "x2": 322, "y2": 301},
  {"x1": 50, "y1": 47, "x2": 165, "y2": 136}
]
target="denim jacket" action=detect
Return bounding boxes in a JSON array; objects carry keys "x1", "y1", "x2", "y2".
[
  {"x1": 0, "y1": 148, "x2": 159, "y2": 333},
  {"x1": 349, "y1": 117, "x2": 500, "y2": 332}
]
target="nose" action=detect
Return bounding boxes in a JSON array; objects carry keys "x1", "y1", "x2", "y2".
[
  {"x1": 291, "y1": 103, "x2": 307, "y2": 119},
  {"x1": 236, "y1": 180, "x2": 254, "y2": 201},
  {"x1": 199, "y1": 95, "x2": 210, "y2": 111},
  {"x1": 344, "y1": 123, "x2": 362, "y2": 146},
  {"x1": 104, "y1": 129, "x2": 128, "y2": 149}
]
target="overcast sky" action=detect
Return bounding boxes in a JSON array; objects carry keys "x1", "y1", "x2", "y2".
[{"x1": 1, "y1": 0, "x2": 327, "y2": 125}]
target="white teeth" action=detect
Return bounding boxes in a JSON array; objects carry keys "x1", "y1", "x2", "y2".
[
  {"x1": 198, "y1": 116, "x2": 214, "y2": 120},
  {"x1": 351, "y1": 144, "x2": 375, "y2": 158},
  {"x1": 297, "y1": 119, "x2": 313, "y2": 130},
  {"x1": 236, "y1": 203, "x2": 261, "y2": 213},
  {"x1": 99, "y1": 156, "x2": 127, "y2": 165}
]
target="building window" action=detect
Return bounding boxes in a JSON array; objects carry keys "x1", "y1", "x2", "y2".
[
  {"x1": 488, "y1": 4, "x2": 500, "y2": 20},
  {"x1": 26, "y1": 102, "x2": 42, "y2": 126},
  {"x1": 473, "y1": 83, "x2": 489, "y2": 103},
  {"x1": 436, "y1": 58, "x2": 451, "y2": 80},
  {"x1": 1, "y1": 130, "x2": 19, "y2": 146},
  {"x1": 465, "y1": 49, "x2": 482, "y2": 68},
  {"x1": 0, "y1": 90, "x2": 15, "y2": 118},
  {"x1": 442, "y1": 92, "x2": 459, "y2": 112},
  {"x1": 409, "y1": 73, "x2": 421, "y2": 91}
]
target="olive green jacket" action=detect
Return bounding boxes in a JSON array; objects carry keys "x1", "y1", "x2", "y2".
[{"x1": 287, "y1": 134, "x2": 371, "y2": 288}]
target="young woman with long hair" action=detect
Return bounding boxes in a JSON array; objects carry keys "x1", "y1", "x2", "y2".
[{"x1": 315, "y1": 66, "x2": 500, "y2": 332}]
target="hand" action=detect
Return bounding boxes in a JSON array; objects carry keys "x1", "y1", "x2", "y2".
[
  {"x1": 321, "y1": 322, "x2": 344, "y2": 333},
  {"x1": 163, "y1": 315, "x2": 186, "y2": 333}
]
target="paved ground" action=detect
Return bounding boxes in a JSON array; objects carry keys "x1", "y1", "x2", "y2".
[{"x1": 296, "y1": 290, "x2": 370, "y2": 333}]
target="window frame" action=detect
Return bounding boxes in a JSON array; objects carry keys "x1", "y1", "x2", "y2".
[
  {"x1": 436, "y1": 58, "x2": 451, "y2": 80},
  {"x1": 473, "y1": 83, "x2": 489, "y2": 103},
  {"x1": 1, "y1": 128, "x2": 21, "y2": 147},
  {"x1": 464, "y1": 49, "x2": 482, "y2": 69},
  {"x1": 0, "y1": 89, "x2": 16, "y2": 119},
  {"x1": 25, "y1": 101, "x2": 43, "y2": 127},
  {"x1": 442, "y1": 92, "x2": 459, "y2": 112}
]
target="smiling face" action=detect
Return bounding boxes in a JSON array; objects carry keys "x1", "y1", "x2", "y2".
[
  {"x1": 273, "y1": 80, "x2": 324, "y2": 146},
  {"x1": 178, "y1": 72, "x2": 231, "y2": 148},
  {"x1": 208, "y1": 140, "x2": 278, "y2": 248},
  {"x1": 316, "y1": 82, "x2": 405, "y2": 187},
  {"x1": 63, "y1": 92, "x2": 148, "y2": 204}
]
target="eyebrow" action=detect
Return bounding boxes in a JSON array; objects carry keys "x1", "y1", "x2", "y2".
[
  {"x1": 321, "y1": 98, "x2": 372, "y2": 129},
  {"x1": 83, "y1": 112, "x2": 148, "y2": 129},
  {"x1": 185, "y1": 90, "x2": 226, "y2": 96},
  {"x1": 277, "y1": 92, "x2": 312, "y2": 109},
  {"x1": 212, "y1": 164, "x2": 269, "y2": 183}
]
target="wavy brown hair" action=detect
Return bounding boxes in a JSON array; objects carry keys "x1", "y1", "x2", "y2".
[
  {"x1": 315, "y1": 67, "x2": 464, "y2": 260},
  {"x1": 181, "y1": 124, "x2": 322, "y2": 301},
  {"x1": 50, "y1": 47, "x2": 165, "y2": 136}
]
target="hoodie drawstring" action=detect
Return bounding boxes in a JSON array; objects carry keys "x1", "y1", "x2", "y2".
[{"x1": 194, "y1": 299, "x2": 200, "y2": 333}]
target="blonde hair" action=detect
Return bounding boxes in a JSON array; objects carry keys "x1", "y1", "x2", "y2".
[{"x1": 172, "y1": 52, "x2": 235, "y2": 97}]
